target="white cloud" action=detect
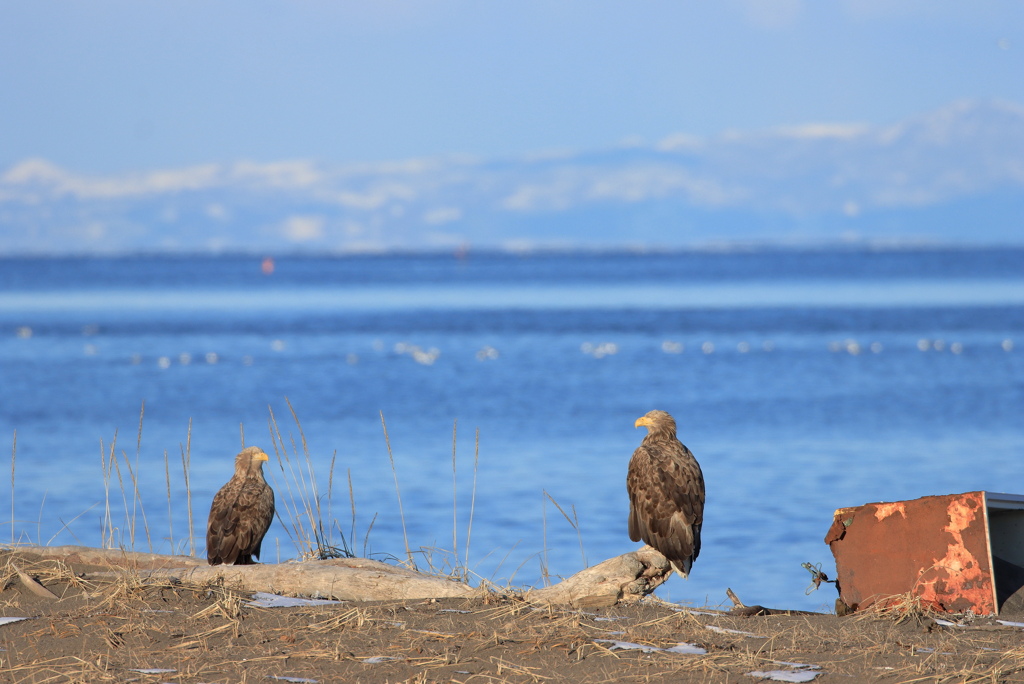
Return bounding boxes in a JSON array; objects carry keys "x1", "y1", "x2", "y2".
[
  {"x1": 596, "y1": 167, "x2": 740, "y2": 207},
  {"x1": 3, "y1": 158, "x2": 67, "y2": 184},
  {"x1": 232, "y1": 160, "x2": 321, "y2": 188},
  {"x1": 1, "y1": 158, "x2": 223, "y2": 199},
  {"x1": 504, "y1": 164, "x2": 738, "y2": 212},
  {"x1": 341, "y1": 157, "x2": 441, "y2": 176},
  {"x1": 281, "y1": 215, "x2": 326, "y2": 242},
  {"x1": 206, "y1": 203, "x2": 229, "y2": 220},
  {"x1": 501, "y1": 170, "x2": 585, "y2": 211},
  {"x1": 343, "y1": 220, "x2": 365, "y2": 237},
  {"x1": 82, "y1": 221, "x2": 107, "y2": 241},
  {"x1": 774, "y1": 123, "x2": 870, "y2": 140},
  {"x1": 332, "y1": 185, "x2": 417, "y2": 210},
  {"x1": 142, "y1": 165, "x2": 221, "y2": 193},
  {"x1": 656, "y1": 133, "x2": 704, "y2": 152},
  {"x1": 422, "y1": 207, "x2": 462, "y2": 225}
]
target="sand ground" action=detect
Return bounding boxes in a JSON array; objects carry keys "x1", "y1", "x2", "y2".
[{"x1": 3, "y1": 549, "x2": 1024, "y2": 683}]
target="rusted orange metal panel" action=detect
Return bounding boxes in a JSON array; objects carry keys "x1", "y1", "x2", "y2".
[{"x1": 825, "y1": 491, "x2": 997, "y2": 615}]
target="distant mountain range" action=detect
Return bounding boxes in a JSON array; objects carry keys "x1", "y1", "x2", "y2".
[{"x1": 2, "y1": 99, "x2": 1023, "y2": 255}]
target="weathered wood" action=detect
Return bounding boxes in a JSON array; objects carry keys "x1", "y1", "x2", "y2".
[
  {"x1": 11, "y1": 562, "x2": 59, "y2": 599},
  {"x1": 8, "y1": 545, "x2": 206, "y2": 570},
  {"x1": 139, "y1": 557, "x2": 478, "y2": 601},
  {"x1": 4, "y1": 546, "x2": 476, "y2": 601},
  {"x1": 526, "y1": 545, "x2": 673, "y2": 608},
  {"x1": 7, "y1": 545, "x2": 673, "y2": 606}
]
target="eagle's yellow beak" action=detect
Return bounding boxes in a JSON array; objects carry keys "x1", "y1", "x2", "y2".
[
  {"x1": 634, "y1": 416, "x2": 651, "y2": 429},
  {"x1": 255, "y1": 452, "x2": 270, "y2": 462}
]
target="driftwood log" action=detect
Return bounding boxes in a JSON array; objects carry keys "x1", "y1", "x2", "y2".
[
  {"x1": 527, "y1": 545, "x2": 674, "y2": 608},
  {"x1": 6, "y1": 546, "x2": 475, "y2": 601},
  {"x1": 6, "y1": 545, "x2": 674, "y2": 606}
]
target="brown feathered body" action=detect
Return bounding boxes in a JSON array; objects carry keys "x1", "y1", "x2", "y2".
[
  {"x1": 627, "y1": 410, "x2": 705, "y2": 578},
  {"x1": 206, "y1": 446, "x2": 275, "y2": 565}
]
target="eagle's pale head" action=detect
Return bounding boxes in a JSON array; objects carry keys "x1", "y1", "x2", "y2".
[
  {"x1": 235, "y1": 446, "x2": 270, "y2": 477},
  {"x1": 634, "y1": 410, "x2": 678, "y2": 439}
]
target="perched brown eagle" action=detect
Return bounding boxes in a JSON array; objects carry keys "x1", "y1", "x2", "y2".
[
  {"x1": 627, "y1": 410, "x2": 705, "y2": 578},
  {"x1": 206, "y1": 446, "x2": 275, "y2": 565}
]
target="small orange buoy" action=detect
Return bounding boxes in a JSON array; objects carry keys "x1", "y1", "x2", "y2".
[{"x1": 261, "y1": 257, "x2": 275, "y2": 275}]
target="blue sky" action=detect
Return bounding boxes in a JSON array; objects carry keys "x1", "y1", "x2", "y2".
[{"x1": 2, "y1": 1, "x2": 1022, "y2": 174}]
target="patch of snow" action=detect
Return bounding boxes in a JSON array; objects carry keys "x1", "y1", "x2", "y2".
[
  {"x1": 247, "y1": 592, "x2": 341, "y2": 608},
  {"x1": 594, "y1": 639, "x2": 707, "y2": 655},
  {"x1": 664, "y1": 642, "x2": 708, "y2": 655},
  {"x1": 746, "y1": 669, "x2": 820, "y2": 682},
  {"x1": 771, "y1": 661, "x2": 820, "y2": 670},
  {"x1": 706, "y1": 624, "x2": 764, "y2": 637}
]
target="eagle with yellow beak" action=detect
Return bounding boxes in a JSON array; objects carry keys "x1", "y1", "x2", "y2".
[
  {"x1": 206, "y1": 446, "x2": 275, "y2": 565},
  {"x1": 627, "y1": 410, "x2": 705, "y2": 578}
]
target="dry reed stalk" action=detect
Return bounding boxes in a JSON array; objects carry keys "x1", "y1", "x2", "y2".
[
  {"x1": 311, "y1": 606, "x2": 373, "y2": 632},
  {"x1": 347, "y1": 468, "x2": 363, "y2": 554},
  {"x1": 465, "y1": 428, "x2": 480, "y2": 572},
  {"x1": 853, "y1": 592, "x2": 940, "y2": 623},
  {"x1": 286, "y1": 397, "x2": 321, "y2": 528},
  {"x1": 380, "y1": 411, "x2": 413, "y2": 568},
  {"x1": 106, "y1": 431, "x2": 132, "y2": 548},
  {"x1": 489, "y1": 655, "x2": 550, "y2": 681},
  {"x1": 541, "y1": 494, "x2": 549, "y2": 586},
  {"x1": 363, "y1": 509, "x2": 378, "y2": 557},
  {"x1": 327, "y1": 449, "x2": 337, "y2": 538},
  {"x1": 452, "y1": 418, "x2": 458, "y2": 572},
  {"x1": 48, "y1": 503, "x2": 97, "y2": 546},
  {"x1": 543, "y1": 490, "x2": 587, "y2": 569},
  {"x1": 266, "y1": 404, "x2": 305, "y2": 554},
  {"x1": 132, "y1": 400, "x2": 149, "y2": 551},
  {"x1": 95, "y1": 405, "x2": 155, "y2": 554},
  {"x1": 181, "y1": 417, "x2": 194, "y2": 556},
  {"x1": 119, "y1": 445, "x2": 152, "y2": 553},
  {"x1": 497, "y1": 542, "x2": 537, "y2": 588},
  {"x1": 265, "y1": 402, "x2": 349, "y2": 560},
  {"x1": 9, "y1": 429, "x2": 14, "y2": 546},
  {"x1": 164, "y1": 449, "x2": 174, "y2": 552}
]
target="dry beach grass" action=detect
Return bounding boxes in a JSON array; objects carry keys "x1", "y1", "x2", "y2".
[{"x1": 3, "y1": 549, "x2": 1024, "y2": 683}]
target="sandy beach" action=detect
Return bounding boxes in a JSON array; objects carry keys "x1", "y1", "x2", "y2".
[{"x1": 3, "y1": 547, "x2": 1024, "y2": 683}]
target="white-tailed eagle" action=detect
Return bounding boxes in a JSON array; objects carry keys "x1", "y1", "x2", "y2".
[
  {"x1": 627, "y1": 410, "x2": 705, "y2": 578},
  {"x1": 206, "y1": 446, "x2": 275, "y2": 565}
]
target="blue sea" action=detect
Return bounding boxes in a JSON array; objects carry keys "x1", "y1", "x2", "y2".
[{"x1": 1, "y1": 248, "x2": 1022, "y2": 612}]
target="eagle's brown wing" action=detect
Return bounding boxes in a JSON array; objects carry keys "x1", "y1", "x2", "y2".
[
  {"x1": 206, "y1": 477, "x2": 275, "y2": 565},
  {"x1": 627, "y1": 439, "x2": 705, "y2": 576}
]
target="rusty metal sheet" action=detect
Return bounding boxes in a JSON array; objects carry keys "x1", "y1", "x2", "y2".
[{"x1": 825, "y1": 491, "x2": 996, "y2": 615}]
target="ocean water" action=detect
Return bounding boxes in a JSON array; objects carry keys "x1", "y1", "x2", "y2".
[{"x1": 1, "y1": 248, "x2": 1022, "y2": 612}]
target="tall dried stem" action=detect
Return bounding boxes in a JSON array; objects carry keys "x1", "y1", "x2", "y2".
[
  {"x1": 132, "y1": 401, "x2": 146, "y2": 550},
  {"x1": 164, "y1": 449, "x2": 173, "y2": 552},
  {"x1": 120, "y1": 447, "x2": 152, "y2": 552},
  {"x1": 9, "y1": 430, "x2": 15, "y2": 546},
  {"x1": 544, "y1": 490, "x2": 587, "y2": 569},
  {"x1": 465, "y1": 428, "x2": 480, "y2": 572},
  {"x1": 451, "y1": 419, "x2": 458, "y2": 569},
  {"x1": 380, "y1": 411, "x2": 413, "y2": 568},
  {"x1": 180, "y1": 417, "x2": 194, "y2": 556},
  {"x1": 267, "y1": 406, "x2": 303, "y2": 554}
]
